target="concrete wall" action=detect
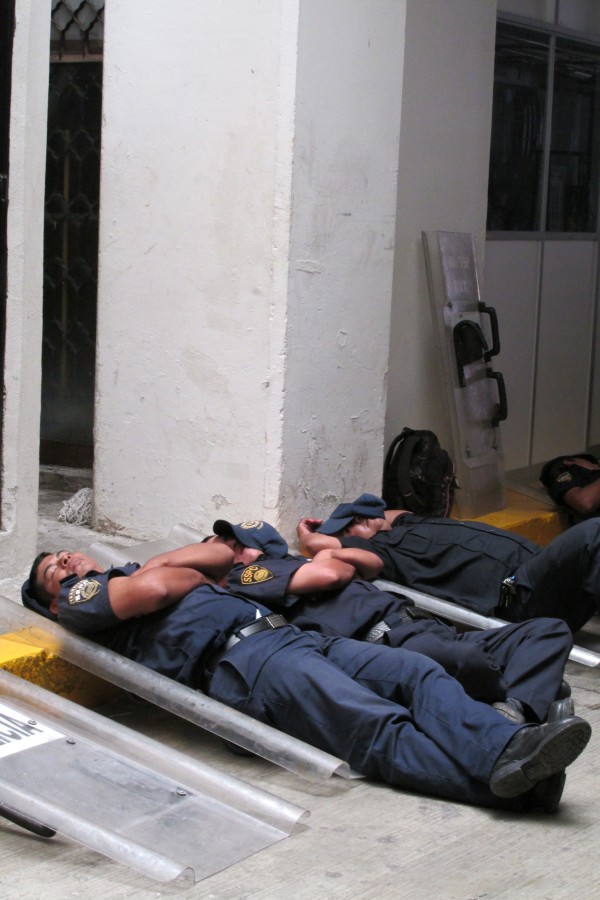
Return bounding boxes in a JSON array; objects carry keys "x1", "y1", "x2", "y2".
[
  {"x1": 384, "y1": 0, "x2": 497, "y2": 453},
  {"x1": 95, "y1": 0, "x2": 406, "y2": 538},
  {"x1": 277, "y1": 0, "x2": 406, "y2": 528},
  {"x1": 1, "y1": 0, "x2": 49, "y2": 569},
  {"x1": 95, "y1": 0, "x2": 296, "y2": 536}
]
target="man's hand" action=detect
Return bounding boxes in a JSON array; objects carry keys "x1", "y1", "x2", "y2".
[
  {"x1": 296, "y1": 517, "x2": 323, "y2": 537},
  {"x1": 296, "y1": 518, "x2": 341, "y2": 557}
]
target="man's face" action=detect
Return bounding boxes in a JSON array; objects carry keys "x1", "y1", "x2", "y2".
[
  {"x1": 344, "y1": 516, "x2": 388, "y2": 539},
  {"x1": 36, "y1": 550, "x2": 100, "y2": 602}
]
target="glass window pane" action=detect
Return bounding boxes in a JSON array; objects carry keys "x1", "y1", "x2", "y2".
[
  {"x1": 487, "y1": 25, "x2": 549, "y2": 231},
  {"x1": 547, "y1": 38, "x2": 600, "y2": 232}
]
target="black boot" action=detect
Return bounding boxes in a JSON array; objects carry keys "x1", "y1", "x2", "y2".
[
  {"x1": 490, "y1": 717, "x2": 591, "y2": 799},
  {"x1": 520, "y1": 772, "x2": 567, "y2": 814}
]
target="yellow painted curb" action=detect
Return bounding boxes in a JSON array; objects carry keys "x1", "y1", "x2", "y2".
[
  {"x1": 0, "y1": 633, "x2": 118, "y2": 706},
  {"x1": 471, "y1": 489, "x2": 568, "y2": 546}
]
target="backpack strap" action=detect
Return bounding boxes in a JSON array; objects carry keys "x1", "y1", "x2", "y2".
[
  {"x1": 393, "y1": 432, "x2": 428, "y2": 514},
  {"x1": 382, "y1": 428, "x2": 413, "y2": 506}
]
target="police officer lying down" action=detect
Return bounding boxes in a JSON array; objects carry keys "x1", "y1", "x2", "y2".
[
  {"x1": 212, "y1": 519, "x2": 574, "y2": 726},
  {"x1": 21, "y1": 540, "x2": 591, "y2": 813},
  {"x1": 297, "y1": 493, "x2": 600, "y2": 633}
]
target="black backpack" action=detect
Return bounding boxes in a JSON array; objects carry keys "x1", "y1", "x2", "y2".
[{"x1": 382, "y1": 427, "x2": 456, "y2": 517}]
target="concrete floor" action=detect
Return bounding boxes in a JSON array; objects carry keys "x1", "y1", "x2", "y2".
[{"x1": 0, "y1": 481, "x2": 599, "y2": 899}]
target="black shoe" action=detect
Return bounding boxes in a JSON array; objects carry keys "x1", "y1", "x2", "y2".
[
  {"x1": 490, "y1": 717, "x2": 591, "y2": 799},
  {"x1": 547, "y1": 697, "x2": 576, "y2": 723},
  {"x1": 492, "y1": 698, "x2": 527, "y2": 725},
  {"x1": 521, "y1": 771, "x2": 567, "y2": 814},
  {"x1": 557, "y1": 679, "x2": 571, "y2": 700}
]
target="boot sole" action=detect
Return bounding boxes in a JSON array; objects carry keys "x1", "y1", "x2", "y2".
[{"x1": 491, "y1": 719, "x2": 591, "y2": 799}]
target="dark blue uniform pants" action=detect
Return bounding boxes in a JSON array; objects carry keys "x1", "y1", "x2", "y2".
[
  {"x1": 387, "y1": 618, "x2": 572, "y2": 721},
  {"x1": 507, "y1": 518, "x2": 600, "y2": 632},
  {"x1": 209, "y1": 627, "x2": 522, "y2": 808}
]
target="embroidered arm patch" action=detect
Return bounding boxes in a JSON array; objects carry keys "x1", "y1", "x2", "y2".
[{"x1": 68, "y1": 578, "x2": 101, "y2": 605}]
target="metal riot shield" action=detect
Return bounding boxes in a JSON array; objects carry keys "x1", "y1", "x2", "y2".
[
  {"x1": 0, "y1": 669, "x2": 308, "y2": 883},
  {"x1": 422, "y1": 230, "x2": 507, "y2": 517}
]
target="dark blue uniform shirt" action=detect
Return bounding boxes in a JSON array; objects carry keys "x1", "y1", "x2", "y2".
[
  {"x1": 57, "y1": 564, "x2": 270, "y2": 688},
  {"x1": 225, "y1": 554, "x2": 419, "y2": 639},
  {"x1": 339, "y1": 514, "x2": 539, "y2": 615}
]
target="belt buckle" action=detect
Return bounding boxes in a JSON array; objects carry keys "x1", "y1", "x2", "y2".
[{"x1": 365, "y1": 620, "x2": 391, "y2": 643}]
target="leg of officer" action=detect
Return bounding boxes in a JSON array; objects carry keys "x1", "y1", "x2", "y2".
[
  {"x1": 385, "y1": 618, "x2": 507, "y2": 703},
  {"x1": 209, "y1": 627, "x2": 523, "y2": 808},
  {"x1": 456, "y1": 619, "x2": 572, "y2": 722},
  {"x1": 510, "y1": 518, "x2": 600, "y2": 631}
]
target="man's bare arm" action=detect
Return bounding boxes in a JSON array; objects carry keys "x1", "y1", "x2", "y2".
[
  {"x1": 286, "y1": 554, "x2": 357, "y2": 594},
  {"x1": 134, "y1": 543, "x2": 233, "y2": 581},
  {"x1": 108, "y1": 566, "x2": 213, "y2": 620},
  {"x1": 296, "y1": 517, "x2": 342, "y2": 556},
  {"x1": 327, "y1": 547, "x2": 383, "y2": 579},
  {"x1": 563, "y1": 482, "x2": 600, "y2": 516},
  {"x1": 286, "y1": 547, "x2": 383, "y2": 594}
]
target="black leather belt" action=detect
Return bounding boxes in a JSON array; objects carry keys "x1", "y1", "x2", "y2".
[
  {"x1": 203, "y1": 614, "x2": 289, "y2": 686},
  {"x1": 223, "y1": 613, "x2": 289, "y2": 650}
]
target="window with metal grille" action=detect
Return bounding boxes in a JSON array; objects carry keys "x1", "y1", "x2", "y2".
[
  {"x1": 41, "y1": 1, "x2": 104, "y2": 468},
  {"x1": 487, "y1": 20, "x2": 600, "y2": 234},
  {"x1": 51, "y1": 0, "x2": 104, "y2": 60}
]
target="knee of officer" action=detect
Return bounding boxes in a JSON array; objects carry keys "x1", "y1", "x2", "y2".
[
  {"x1": 403, "y1": 636, "x2": 506, "y2": 702},
  {"x1": 452, "y1": 644, "x2": 507, "y2": 703},
  {"x1": 531, "y1": 617, "x2": 572, "y2": 643}
]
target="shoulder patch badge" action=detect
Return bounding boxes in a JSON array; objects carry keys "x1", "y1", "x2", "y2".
[
  {"x1": 68, "y1": 579, "x2": 101, "y2": 606},
  {"x1": 241, "y1": 565, "x2": 274, "y2": 585},
  {"x1": 556, "y1": 472, "x2": 573, "y2": 484}
]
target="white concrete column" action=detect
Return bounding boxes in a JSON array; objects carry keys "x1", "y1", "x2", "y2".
[
  {"x1": 95, "y1": 0, "x2": 406, "y2": 539},
  {"x1": 277, "y1": 0, "x2": 406, "y2": 532},
  {"x1": 0, "y1": 0, "x2": 50, "y2": 571}
]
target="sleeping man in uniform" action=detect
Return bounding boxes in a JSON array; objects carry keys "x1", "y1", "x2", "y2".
[
  {"x1": 540, "y1": 454, "x2": 600, "y2": 524},
  {"x1": 210, "y1": 519, "x2": 574, "y2": 726},
  {"x1": 21, "y1": 539, "x2": 591, "y2": 813},
  {"x1": 296, "y1": 493, "x2": 600, "y2": 634}
]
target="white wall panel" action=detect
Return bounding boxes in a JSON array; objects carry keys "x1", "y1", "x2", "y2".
[
  {"x1": 532, "y1": 241, "x2": 597, "y2": 462},
  {"x1": 483, "y1": 241, "x2": 541, "y2": 471},
  {"x1": 557, "y1": 0, "x2": 600, "y2": 36}
]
